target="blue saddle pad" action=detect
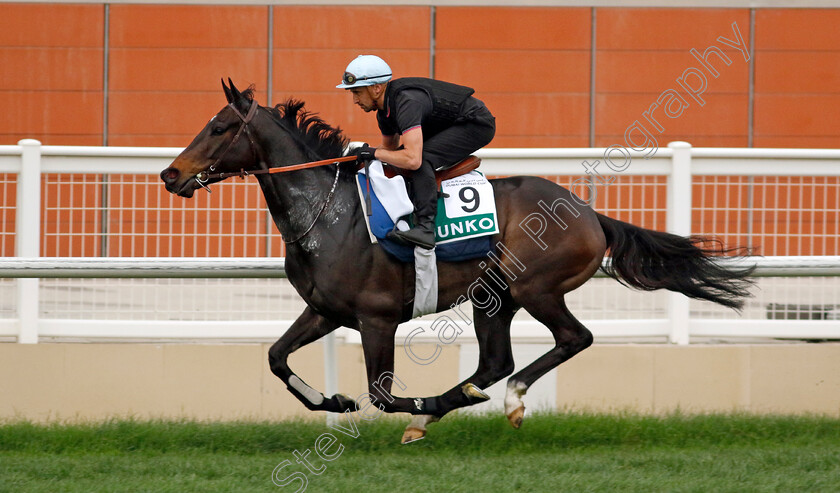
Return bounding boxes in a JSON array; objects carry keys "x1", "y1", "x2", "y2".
[{"x1": 358, "y1": 173, "x2": 494, "y2": 263}]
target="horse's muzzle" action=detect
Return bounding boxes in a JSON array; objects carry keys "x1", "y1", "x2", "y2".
[
  {"x1": 160, "y1": 167, "x2": 179, "y2": 184},
  {"x1": 160, "y1": 167, "x2": 197, "y2": 197}
]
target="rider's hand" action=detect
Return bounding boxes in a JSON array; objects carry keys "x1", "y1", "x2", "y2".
[{"x1": 355, "y1": 144, "x2": 377, "y2": 162}]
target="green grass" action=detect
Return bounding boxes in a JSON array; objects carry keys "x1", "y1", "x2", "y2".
[{"x1": 2, "y1": 412, "x2": 839, "y2": 492}]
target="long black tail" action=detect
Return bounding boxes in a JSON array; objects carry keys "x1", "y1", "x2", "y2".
[{"x1": 596, "y1": 213, "x2": 756, "y2": 311}]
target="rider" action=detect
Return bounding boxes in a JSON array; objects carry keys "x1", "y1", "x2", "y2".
[{"x1": 337, "y1": 54, "x2": 496, "y2": 250}]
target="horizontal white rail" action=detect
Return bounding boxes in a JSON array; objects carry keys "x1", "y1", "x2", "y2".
[
  {"x1": 1, "y1": 256, "x2": 839, "y2": 278},
  {"x1": 1, "y1": 256, "x2": 839, "y2": 345},
  {"x1": 0, "y1": 257, "x2": 288, "y2": 278},
  {"x1": 3, "y1": 142, "x2": 840, "y2": 176}
]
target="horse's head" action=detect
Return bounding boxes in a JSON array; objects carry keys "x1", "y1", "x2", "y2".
[{"x1": 161, "y1": 79, "x2": 261, "y2": 198}]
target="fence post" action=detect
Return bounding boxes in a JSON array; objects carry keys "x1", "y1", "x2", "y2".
[
  {"x1": 666, "y1": 141, "x2": 692, "y2": 345},
  {"x1": 16, "y1": 139, "x2": 42, "y2": 344}
]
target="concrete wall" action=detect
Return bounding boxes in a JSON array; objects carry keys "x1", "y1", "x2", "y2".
[{"x1": 2, "y1": 342, "x2": 838, "y2": 422}]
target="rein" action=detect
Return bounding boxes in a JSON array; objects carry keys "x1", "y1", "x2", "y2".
[
  {"x1": 196, "y1": 99, "x2": 359, "y2": 244},
  {"x1": 196, "y1": 154, "x2": 358, "y2": 182}
]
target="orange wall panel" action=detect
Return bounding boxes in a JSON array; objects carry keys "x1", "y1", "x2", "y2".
[
  {"x1": 273, "y1": 6, "x2": 429, "y2": 50},
  {"x1": 108, "y1": 92, "x2": 266, "y2": 147},
  {"x1": 1, "y1": 5, "x2": 837, "y2": 150},
  {"x1": 436, "y1": 51, "x2": 589, "y2": 95},
  {"x1": 598, "y1": 9, "x2": 750, "y2": 50},
  {"x1": 595, "y1": 93, "x2": 749, "y2": 148},
  {"x1": 596, "y1": 51, "x2": 748, "y2": 95},
  {"x1": 483, "y1": 93, "x2": 589, "y2": 147},
  {"x1": 754, "y1": 94, "x2": 840, "y2": 139},
  {"x1": 753, "y1": 136, "x2": 840, "y2": 148},
  {"x1": 756, "y1": 52, "x2": 840, "y2": 94},
  {"x1": 0, "y1": 4, "x2": 103, "y2": 145},
  {"x1": 595, "y1": 8, "x2": 751, "y2": 150},
  {"x1": 109, "y1": 49, "x2": 267, "y2": 93},
  {"x1": 436, "y1": 7, "x2": 590, "y2": 50},
  {"x1": 0, "y1": 4, "x2": 103, "y2": 47},
  {"x1": 108, "y1": 5, "x2": 268, "y2": 147},
  {"x1": 0, "y1": 92, "x2": 103, "y2": 144},
  {"x1": 437, "y1": 7, "x2": 591, "y2": 148},
  {"x1": 755, "y1": 9, "x2": 840, "y2": 50},
  {"x1": 0, "y1": 48, "x2": 103, "y2": 92},
  {"x1": 110, "y1": 5, "x2": 268, "y2": 49},
  {"x1": 753, "y1": 9, "x2": 840, "y2": 148}
]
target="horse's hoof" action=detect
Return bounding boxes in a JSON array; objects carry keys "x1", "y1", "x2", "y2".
[
  {"x1": 461, "y1": 383, "x2": 491, "y2": 402},
  {"x1": 401, "y1": 427, "x2": 426, "y2": 444},
  {"x1": 507, "y1": 405, "x2": 525, "y2": 429}
]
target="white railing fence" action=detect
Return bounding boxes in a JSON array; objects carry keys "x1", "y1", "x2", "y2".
[
  {"x1": 1, "y1": 256, "x2": 839, "y2": 346},
  {"x1": 1, "y1": 140, "x2": 839, "y2": 345}
]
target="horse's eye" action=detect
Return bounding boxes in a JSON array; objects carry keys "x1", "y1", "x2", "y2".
[{"x1": 211, "y1": 126, "x2": 226, "y2": 136}]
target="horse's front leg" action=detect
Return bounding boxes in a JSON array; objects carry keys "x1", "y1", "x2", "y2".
[
  {"x1": 359, "y1": 323, "x2": 425, "y2": 416},
  {"x1": 268, "y1": 306, "x2": 356, "y2": 413},
  {"x1": 400, "y1": 297, "x2": 518, "y2": 443}
]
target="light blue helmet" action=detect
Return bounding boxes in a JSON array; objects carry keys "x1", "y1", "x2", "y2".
[{"x1": 336, "y1": 55, "x2": 392, "y2": 89}]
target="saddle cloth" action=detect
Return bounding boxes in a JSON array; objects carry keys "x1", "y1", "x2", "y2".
[{"x1": 356, "y1": 161, "x2": 496, "y2": 263}]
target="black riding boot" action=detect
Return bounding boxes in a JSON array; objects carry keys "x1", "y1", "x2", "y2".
[{"x1": 388, "y1": 163, "x2": 437, "y2": 249}]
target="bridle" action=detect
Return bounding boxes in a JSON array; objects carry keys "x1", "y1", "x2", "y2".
[{"x1": 194, "y1": 99, "x2": 357, "y2": 244}]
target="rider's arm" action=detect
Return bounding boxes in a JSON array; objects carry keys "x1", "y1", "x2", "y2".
[
  {"x1": 380, "y1": 133, "x2": 401, "y2": 151},
  {"x1": 375, "y1": 127, "x2": 423, "y2": 170}
]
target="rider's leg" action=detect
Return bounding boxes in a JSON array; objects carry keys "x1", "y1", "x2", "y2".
[
  {"x1": 389, "y1": 162, "x2": 437, "y2": 249},
  {"x1": 388, "y1": 117, "x2": 495, "y2": 249},
  {"x1": 422, "y1": 117, "x2": 495, "y2": 171}
]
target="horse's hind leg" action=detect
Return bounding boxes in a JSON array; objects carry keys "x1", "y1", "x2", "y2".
[
  {"x1": 505, "y1": 296, "x2": 592, "y2": 428},
  {"x1": 438, "y1": 298, "x2": 517, "y2": 409}
]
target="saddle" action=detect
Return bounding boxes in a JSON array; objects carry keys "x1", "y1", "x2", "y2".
[{"x1": 358, "y1": 155, "x2": 481, "y2": 187}]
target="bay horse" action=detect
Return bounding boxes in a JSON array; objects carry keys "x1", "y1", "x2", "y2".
[{"x1": 160, "y1": 80, "x2": 754, "y2": 443}]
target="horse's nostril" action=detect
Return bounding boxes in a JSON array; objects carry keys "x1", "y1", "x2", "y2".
[{"x1": 161, "y1": 167, "x2": 180, "y2": 183}]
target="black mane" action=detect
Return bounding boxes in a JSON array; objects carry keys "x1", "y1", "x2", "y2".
[{"x1": 274, "y1": 99, "x2": 349, "y2": 161}]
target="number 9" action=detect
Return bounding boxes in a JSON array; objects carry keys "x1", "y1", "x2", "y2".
[{"x1": 459, "y1": 186, "x2": 480, "y2": 213}]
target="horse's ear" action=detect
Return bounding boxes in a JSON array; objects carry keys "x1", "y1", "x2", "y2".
[
  {"x1": 227, "y1": 78, "x2": 243, "y2": 103},
  {"x1": 222, "y1": 78, "x2": 233, "y2": 104}
]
